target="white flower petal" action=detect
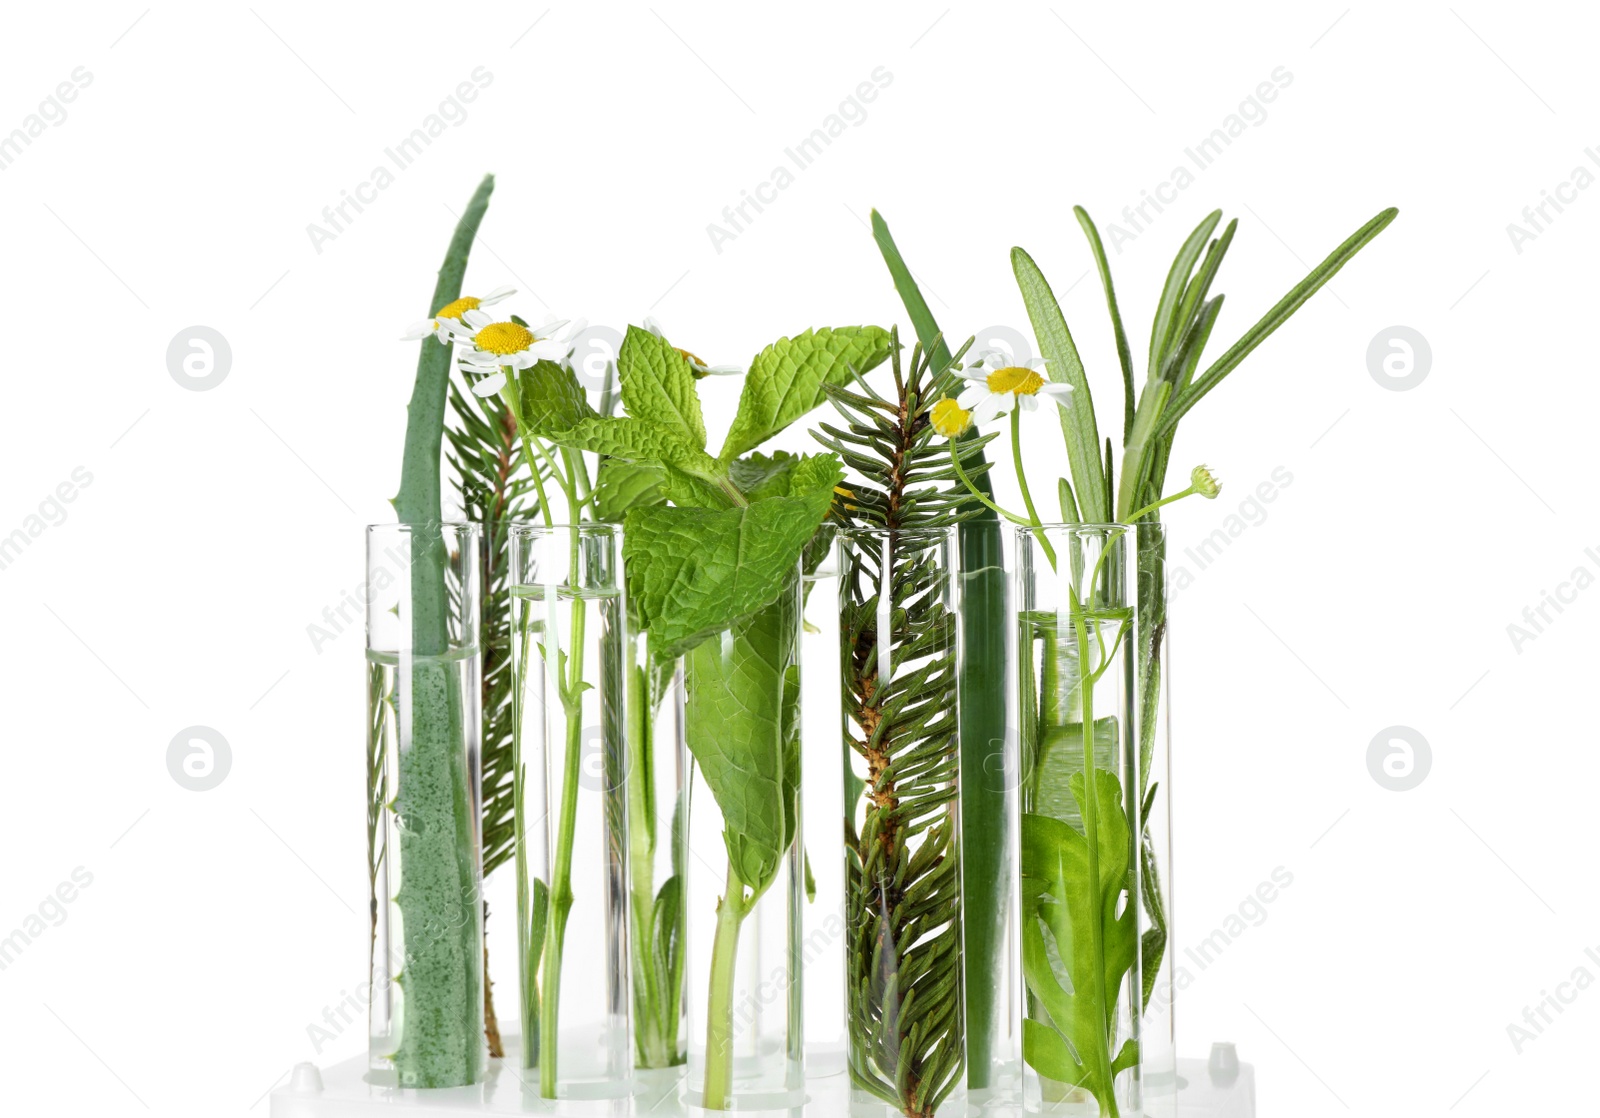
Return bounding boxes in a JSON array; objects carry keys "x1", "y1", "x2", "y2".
[
  {"x1": 1037, "y1": 382, "x2": 1073, "y2": 398},
  {"x1": 704, "y1": 364, "x2": 744, "y2": 376},
  {"x1": 971, "y1": 393, "x2": 1006, "y2": 426},
  {"x1": 995, "y1": 391, "x2": 1018, "y2": 417},
  {"x1": 463, "y1": 309, "x2": 493, "y2": 328},
  {"x1": 481, "y1": 285, "x2": 516, "y2": 305},
  {"x1": 643, "y1": 316, "x2": 665, "y2": 338},
  {"x1": 470, "y1": 371, "x2": 507, "y2": 397},
  {"x1": 956, "y1": 369, "x2": 990, "y2": 383},
  {"x1": 562, "y1": 317, "x2": 588, "y2": 340},
  {"x1": 1018, "y1": 394, "x2": 1039, "y2": 412},
  {"x1": 528, "y1": 338, "x2": 566, "y2": 360},
  {"x1": 401, "y1": 319, "x2": 436, "y2": 340}
]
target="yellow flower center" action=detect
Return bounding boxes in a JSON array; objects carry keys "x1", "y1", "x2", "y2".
[
  {"x1": 930, "y1": 397, "x2": 973, "y2": 439},
  {"x1": 473, "y1": 322, "x2": 535, "y2": 356},
  {"x1": 432, "y1": 296, "x2": 482, "y2": 322},
  {"x1": 986, "y1": 366, "x2": 1045, "y2": 396},
  {"x1": 675, "y1": 346, "x2": 707, "y2": 368}
]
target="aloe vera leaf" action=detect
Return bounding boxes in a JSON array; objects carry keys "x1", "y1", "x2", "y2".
[
  {"x1": 390, "y1": 176, "x2": 494, "y2": 1088},
  {"x1": 1155, "y1": 207, "x2": 1400, "y2": 439},
  {"x1": 1074, "y1": 206, "x2": 1136, "y2": 443},
  {"x1": 1011, "y1": 247, "x2": 1107, "y2": 523},
  {"x1": 395, "y1": 174, "x2": 494, "y2": 547},
  {"x1": 871, "y1": 210, "x2": 1009, "y2": 1090}
]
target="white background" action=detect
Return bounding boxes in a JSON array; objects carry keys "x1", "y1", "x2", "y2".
[{"x1": 0, "y1": 2, "x2": 1593, "y2": 1114}]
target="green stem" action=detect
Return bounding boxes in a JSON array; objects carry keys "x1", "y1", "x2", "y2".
[
  {"x1": 1011, "y1": 407, "x2": 1045, "y2": 528},
  {"x1": 538, "y1": 581, "x2": 588, "y2": 1097},
  {"x1": 1124, "y1": 485, "x2": 1197, "y2": 524},
  {"x1": 702, "y1": 860, "x2": 749, "y2": 1110},
  {"x1": 626, "y1": 657, "x2": 671, "y2": 1068},
  {"x1": 1007, "y1": 408, "x2": 1062, "y2": 571},
  {"x1": 499, "y1": 375, "x2": 553, "y2": 527},
  {"x1": 948, "y1": 441, "x2": 1032, "y2": 527},
  {"x1": 1069, "y1": 599, "x2": 1119, "y2": 1117}
]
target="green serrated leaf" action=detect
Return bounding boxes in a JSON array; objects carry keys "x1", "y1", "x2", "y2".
[
  {"x1": 516, "y1": 358, "x2": 596, "y2": 435},
  {"x1": 593, "y1": 460, "x2": 666, "y2": 521},
  {"x1": 719, "y1": 327, "x2": 893, "y2": 461},
  {"x1": 683, "y1": 583, "x2": 800, "y2": 896},
  {"x1": 622, "y1": 471, "x2": 834, "y2": 660},
  {"x1": 729, "y1": 451, "x2": 800, "y2": 501},
  {"x1": 552, "y1": 416, "x2": 720, "y2": 478},
  {"x1": 619, "y1": 324, "x2": 707, "y2": 450}
]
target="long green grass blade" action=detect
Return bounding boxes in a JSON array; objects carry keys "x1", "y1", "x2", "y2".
[
  {"x1": 1155, "y1": 207, "x2": 1399, "y2": 439},
  {"x1": 1011, "y1": 247, "x2": 1107, "y2": 523},
  {"x1": 871, "y1": 209, "x2": 951, "y2": 371}
]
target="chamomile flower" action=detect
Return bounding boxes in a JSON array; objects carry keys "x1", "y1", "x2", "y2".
[
  {"x1": 643, "y1": 316, "x2": 743, "y2": 377},
  {"x1": 957, "y1": 349, "x2": 1071, "y2": 425},
  {"x1": 400, "y1": 285, "x2": 516, "y2": 340},
  {"x1": 440, "y1": 312, "x2": 574, "y2": 397},
  {"x1": 930, "y1": 396, "x2": 974, "y2": 439}
]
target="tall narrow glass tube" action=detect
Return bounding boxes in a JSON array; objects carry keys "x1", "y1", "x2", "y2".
[
  {"x1": 1132, "y1": 523, "x2": 1176, "y2": 1117},
  {"x1": 838, "y1": 525, "x2": 966, "y2": 1118},
  {"x1": 800, "y1": 527, "x2": 846, "y2": 1062},
  {"x1": 509, "y1": 523, "x2": 631, "y2": 1099},
  {"x1": 367, "y1": 522, "x2": 485, "y2": 1089},
  {"x1": 1015, "y1": 525, "x2": 1144, "y2": 1116},
  {"x1": 624, "y1": 631, "x2": 689, "y2": 1075},
  {"x1": 682, "y1": 570, "x2": 805, "y2": 1111}
]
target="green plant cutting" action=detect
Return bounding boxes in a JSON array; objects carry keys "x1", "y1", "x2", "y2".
[
  {"x1": 380, "y1": 174, "x2": 497, "y2": 1089},
  {"x1": 817, "y1": 333, "x2": 990, "y2": 1118},
  {"x1": 865, "y1": 212, "x2": 1013, "y2": 1090},
  {"x1": 531, "y1": 320, "x2": 892, "y2": 1109},
  {"x1": 927, "y1": 203, "x2": 1399, "y2": 1112}
]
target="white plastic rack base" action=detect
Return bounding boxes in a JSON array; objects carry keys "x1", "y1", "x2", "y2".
[{"x1": 270, "y1": 1045, "x2": 1255, "y2": 1117}]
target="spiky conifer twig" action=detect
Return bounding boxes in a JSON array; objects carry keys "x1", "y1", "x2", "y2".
[{"x1": 815, "y1": 332, "x2": 994, "y2": 1118}]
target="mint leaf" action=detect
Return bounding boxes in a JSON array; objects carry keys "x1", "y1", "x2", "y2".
[
  {"x1": 683, "y1": 588, "x2": 800, "y2": 894},
  {"x1": 620, "y1": 324, "x2": 706, "y2": 450},
  {"x1": 660, "y1": 464, "x2": 732, "y2": 509},
  {"x1": 552, "y1": 416, "x2": 720, "y2": 478},
  {"x1": 622, "y1": 486, "x2": 832, "y2": 660},
  {"x1": 729, "y1": 451, "x2": 843, "y2": 506},
  {"x1": 719, "y1": 326, "x2": 893, "y2": 461},
  {"x1": 729, "y1": 451, "x2": 800, "y2": 501},
  {"x1": 593, "y1": 460, "x2": 666, "y2": 521},
  {"x1": 516, "y1": 359, "x2": 596, "y2": 435}
]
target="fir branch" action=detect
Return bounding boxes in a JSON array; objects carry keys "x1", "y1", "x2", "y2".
[{"x1": 822, "y1": 333, "x2": 972, "y2": 1118}]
